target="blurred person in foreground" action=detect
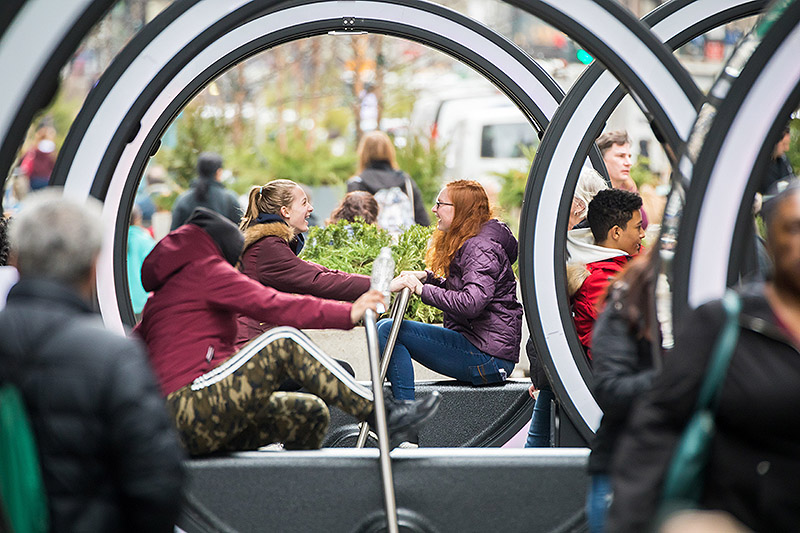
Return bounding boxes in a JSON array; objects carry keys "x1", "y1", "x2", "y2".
[
  {"x1": 135, "y1": 208, "x2": 440, "y2": 454},
  {"x1": 586, "y1": 251, "x2": 658, "y2": 531},
  {"x1": 0, "y1": 189, "x2": 185, "y2": 531},
  {"x1": 170, "y1": 151, "x2": 242, "y2": 230},
  {"x1": 608, "y1": 179, "x2": 800, "y2": 532}
]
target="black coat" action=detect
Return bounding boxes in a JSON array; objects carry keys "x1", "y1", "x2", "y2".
[
  {"x1": 608, "y1": 284, "x2": 800, "y2": 532},
  {"x1": 588, "y1": 282, "x2": 656, "y2": 474},
  {"x1": 171, "y1": 178, "x2": 242, "y2": 230},
  {"x1": 0, "y1": 279, "x2": 185, "y2": 532},
  {"x1": 347, "y1": 161, "x2": 430, "y2": 226}
]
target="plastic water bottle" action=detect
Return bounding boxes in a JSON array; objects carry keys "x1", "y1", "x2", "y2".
[{"x1": 370, "y1": 247, "x2": 395, "y2": 314}]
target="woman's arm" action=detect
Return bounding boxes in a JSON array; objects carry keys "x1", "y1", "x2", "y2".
[
  {"x1": 253, "y1": 237, "x2": 370, "y2": 301},
  {"x1": 207, "y1": 259, "x2": 356, "y2": 330},
  {"x1": 421, "y1": 241, "x2": 500, "y2": 319}
]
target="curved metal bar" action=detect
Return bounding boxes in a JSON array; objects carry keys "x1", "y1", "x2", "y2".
[
  {"x1": 356, "y1": 287, "x2": 411, "y2": 448},
  {"x1": 0, "y1": 0, "x2": 114, "y2": 199},
  {"x1": 675, "y1": 2, "x2": 800, "y2": 313},
  {"x1": 191, "y1": 325, "x2": 372, "y2": 400}
]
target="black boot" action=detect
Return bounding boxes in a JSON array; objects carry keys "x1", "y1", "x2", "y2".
[{"x1": 383, "y1": 391, "x2": 442, "y2": 449}]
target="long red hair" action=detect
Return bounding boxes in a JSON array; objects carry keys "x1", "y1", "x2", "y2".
[{"x1": 426, "y1": 180, "x2": 493, "y2": 277}]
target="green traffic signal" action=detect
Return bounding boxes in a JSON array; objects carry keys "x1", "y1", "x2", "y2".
[{"x1": 576, "y1": 49, "x2": 593, "y2": 65}]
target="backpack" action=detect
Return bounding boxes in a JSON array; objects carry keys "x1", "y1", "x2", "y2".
[
  {"x1": 0, "y1": 383, "x2": 49, "y2": 533},
  {"x1": 373, "y1": 173, "x2": 416, "y2": 235}
]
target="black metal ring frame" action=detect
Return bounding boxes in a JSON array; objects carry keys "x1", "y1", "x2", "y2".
[
  {"x1": 674, "y1": 1, "x2": 800, "y2": 317},
  {"x1": 518, "y1": 0, "x2": 769, "y2": 441}
]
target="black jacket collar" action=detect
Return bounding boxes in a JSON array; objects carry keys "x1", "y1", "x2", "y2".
[{"x1": 7, "y1": 278, "x2": 93, "y2": 315}]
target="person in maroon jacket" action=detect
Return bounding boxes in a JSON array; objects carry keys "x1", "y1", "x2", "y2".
[
  {"x1": 134, "y1": 208, "x2": 440, "y2": 455},
  {"x1": 566, "y1": 188, "x2": 644, "y2": 359},
  {"x1": 235, "y1": 179, "x2": 407, "y2": 347}
]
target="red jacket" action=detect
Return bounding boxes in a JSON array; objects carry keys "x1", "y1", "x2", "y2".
[
  {"x1": 235, "y1": 221, "x2": 370, "y2": 347},
  {"x1": 571, "y1": 255, "x2": 630, "y2": 359},
  {"x1": 134, "y1": 224, "x2": 354, "y2": 396}
]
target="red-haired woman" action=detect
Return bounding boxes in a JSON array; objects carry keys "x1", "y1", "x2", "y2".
[{"x1": 378, "y1": 180, "x2": 522, "y2": 405}]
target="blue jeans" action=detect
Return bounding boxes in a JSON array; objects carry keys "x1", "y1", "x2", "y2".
[
  {"x1": 377, "y1": 319, "x2": 515, "y2": 401},
  {"x1": 524, "y1": 389, "x2": 554, "y2": 447},
  {"x1": 586, "y1": 474, "x2": 612, "y2": 533}
]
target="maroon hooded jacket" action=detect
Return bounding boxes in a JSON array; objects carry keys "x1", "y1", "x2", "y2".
[
  {"x1": 235, "y1": 221, "x2": 370, "y2": 347},
  {"x1": 134, "y1": 222, "x2": 353, "y2": 396}
]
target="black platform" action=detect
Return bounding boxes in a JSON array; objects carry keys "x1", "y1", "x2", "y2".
[
  {"x1": 323, "y1": 379, "x2": 535, "y2": 448},
  {"x1": 180, "y1": 448, "x2": 589, "y2": 533}
]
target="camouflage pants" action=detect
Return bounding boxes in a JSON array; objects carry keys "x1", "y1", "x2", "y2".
[{"x1": 166, "y1": 327, "x2": 374, "y2": 456}]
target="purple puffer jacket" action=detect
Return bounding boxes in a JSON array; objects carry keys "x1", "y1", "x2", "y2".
[{"x1": 421, "y1": 219, "x2": 522, "y2": 363}]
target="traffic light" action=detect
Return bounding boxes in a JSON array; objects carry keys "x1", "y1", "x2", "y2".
[{"x1": 576, "y1": 48, "x2": 593, "y2": 65}]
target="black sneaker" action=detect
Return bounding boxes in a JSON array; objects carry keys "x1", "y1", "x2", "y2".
[{"x1": 384, "y1": 391, "x2": 442, "y2": 449}]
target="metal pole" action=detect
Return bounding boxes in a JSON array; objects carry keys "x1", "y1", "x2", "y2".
[
  {"x1": 356, "y1": 288, "x2": 411, "y2": 448},
  {"x1": 364, "y1": 309, "x2": 399, "y2": 533}
]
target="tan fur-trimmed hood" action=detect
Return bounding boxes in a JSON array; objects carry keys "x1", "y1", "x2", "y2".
[
  {"x1": 242, "y1": 221, "x2": 294, "y2": 251},
  {"x1": 566, "y1": 263, "x2": 590, "y2": 297}
]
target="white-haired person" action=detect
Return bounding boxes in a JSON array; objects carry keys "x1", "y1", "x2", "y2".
[{"x1": 0, "y1": 189, "x2": 185, "y2": 531}]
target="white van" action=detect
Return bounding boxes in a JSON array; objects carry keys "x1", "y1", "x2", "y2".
[{"x1": 411, "y1": 93, "x2": 538, "y2": 198}]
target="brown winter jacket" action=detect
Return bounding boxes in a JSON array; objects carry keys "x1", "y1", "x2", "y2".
[{"x1": 235, "y1": 221, "x2": 370, "y2": 347}]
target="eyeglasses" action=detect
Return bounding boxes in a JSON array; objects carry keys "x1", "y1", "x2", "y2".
[{"x1": 435, "y1": 201, "x2": 454, "y2": 208}]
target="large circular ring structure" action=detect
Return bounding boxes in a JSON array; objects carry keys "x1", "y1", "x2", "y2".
[
  {"x1": 518, "y1": 0, "x2": 768, "y2": 440},
  {"x1": 52, "y1": 0, "x2": 701, "y2": 337},
  {"x1": 0, "y1": 0, "x2": 113, "y2": 193},
  {"x1": 51, "y1": 0, "x2": 571, "y2": 332},
  {"x1": 675, "y1": 1, "x2": 800, "y2": 312}
]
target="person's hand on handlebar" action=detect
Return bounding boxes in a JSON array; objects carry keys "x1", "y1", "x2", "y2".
[
  {"x1": 350, "y1": 289, "x2": 388, "y2": 324},
  {"x1": 400, "y1": 270, "x2": 427, "y2": 281},
  {"x1": 390, "y1": 273, "x2": 420, "y2": 293}
]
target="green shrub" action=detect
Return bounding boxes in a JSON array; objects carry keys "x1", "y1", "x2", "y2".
[
  {"x1": 259, "y1": 133, "x2": 357, "y2": 188},
  {"x1": 631, "y1": 155, "x2": 658, "y2": 188},
  {"x1": 495, "y1": 145, "x2": 535, "y2": 214},
  {"x1": 302, "y1": 220, "x2": 443, "y2": 323}
]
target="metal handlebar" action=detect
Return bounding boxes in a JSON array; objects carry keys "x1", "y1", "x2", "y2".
[
  {"x1": 356, "y1": 288, "x2": 412, "y2": 448},
  {"x1": 363, "y1": 307, "x2": 399, "y2": 533}
]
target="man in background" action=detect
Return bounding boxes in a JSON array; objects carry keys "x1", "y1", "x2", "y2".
[{"x1": 597, "y1": 130, "x2": 649, "y2": 228}]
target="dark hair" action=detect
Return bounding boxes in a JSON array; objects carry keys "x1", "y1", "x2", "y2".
[
  {"x1": 0, "y1": 216, "x2": 9, "y2": 266},
  {"x1": 587, "y1": 188, "x2": 642, "y2": 243},
  {"x1": 596, "y1": 130, "x2": 631, "y2": 155},
  {"x1": 328, "y1": 191, "x2": 379, "y2": 225},
  {"x1": 195, "y1": 152, "x2": 223, "y2": 202}
]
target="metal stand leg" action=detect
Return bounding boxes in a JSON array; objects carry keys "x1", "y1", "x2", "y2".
[
  {"x1": 364, "y1": 308, "x2": 399, "y2": 533},
  {"x1": 356, "y1": 288, "x2": 411, "y2": 448}
]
